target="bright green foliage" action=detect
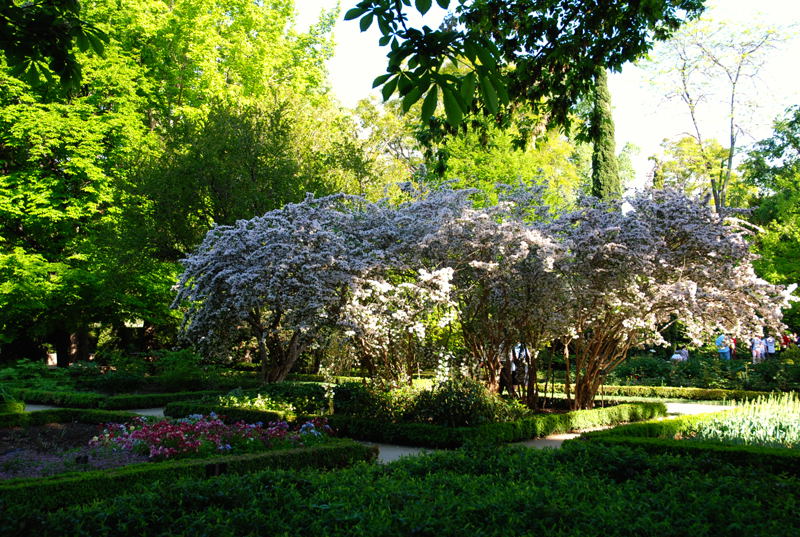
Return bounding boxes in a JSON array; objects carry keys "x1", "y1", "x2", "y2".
[
  {"x1": 0, "y1": 0, "x2": 363, "y2": 357},
  {"x1": 435, "y1": 126, "x2": 584, "y2": 210},
  {"x1": 686, "y1": 393, "x2": 800, "y2": 449},
  {"x1": 590, "y1": 68, "x2": 621, "y2": 199},
  {"x1": 743, "y1": 106, "x2": 800, "y2": 329}
]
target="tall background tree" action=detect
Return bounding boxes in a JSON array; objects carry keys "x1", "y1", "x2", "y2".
[
  {"x1": 0, "y1": 0, "x2": 377, "y2": 364},
  {"x1": 644, "y1": 16, "x2": 782, "y2": 213},
  {"x1": 590, "y1": 68, "x2": 621, "y2": 199}
]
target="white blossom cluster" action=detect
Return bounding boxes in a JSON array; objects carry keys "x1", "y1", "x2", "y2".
[{"x1": 173, "y1": 186, "x2": 794, "y2": 394}]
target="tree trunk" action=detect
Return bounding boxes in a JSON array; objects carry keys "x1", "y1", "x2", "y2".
[{"x1": 261, "y1": 331, "x2": 304, "y2": 383}]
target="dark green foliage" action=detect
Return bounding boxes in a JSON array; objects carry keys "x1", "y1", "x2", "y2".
[
  {"x1": 353, "y1": 0, "x2": 704, "y2": 129},
  {"x1": 329, "y1": 402, "x2": 666, "y2": 448},
  {"x1": 332, "y1": 381, "x2": 406, "y2": 420},
  {"x1": 0, "y1": 439, "x2": 377, "y2": 519},
  {"x1": 0, "y1": 408, "x2": 138, "y2": 428},
  {"x1": 164, "y1": 402, "x2": 287, "y2": 424},
  {"x1": 0, "y1": 0, "x2": 108, "y2": 88},
  {"x1": 590, "y1": 68, "x2": 621, "y2": 199},
  {"x1": 7, "y1": 441, "x2": 799, "y2": 537},
  {"x1": 4, "y1": 388, "x2": 106, "y2": 408},
  {"x1": 255, "y1": 382, "x2": 329, "y2": 415}
]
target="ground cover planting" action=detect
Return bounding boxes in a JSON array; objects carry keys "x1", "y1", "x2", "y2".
[{"x1": 5, "y1": 443, "x2": 798, "y2": 537}]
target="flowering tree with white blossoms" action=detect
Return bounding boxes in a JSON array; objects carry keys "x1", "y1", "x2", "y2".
[
  {"x1": 173, "y1": 194, "x2": 395, "y2": 382},
  {"x1": 340, "y1": 268, "x2": 456, "y2": 385},
  {"x1": 407, "y1": 186, "x2": 564, "y2": 393},
  {"x1": 551, "y1": 189, "x2": 793, "y2": 409}
]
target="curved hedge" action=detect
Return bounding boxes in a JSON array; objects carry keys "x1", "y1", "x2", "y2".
[
  {"x1": 329, "y1": 402, "x2": 667, "y2": 448},
  {"x1": 6, "y1": 443, "x2": 799, "y2": 537}
]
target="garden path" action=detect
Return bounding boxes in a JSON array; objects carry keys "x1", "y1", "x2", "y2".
[{"x1": 22, "y1": 401, "x2": 732, "y2": 464}]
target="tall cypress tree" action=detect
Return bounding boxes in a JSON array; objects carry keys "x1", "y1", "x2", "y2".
[{"x1": 590, "y1": 67, "x2": 621, "y2": 199}]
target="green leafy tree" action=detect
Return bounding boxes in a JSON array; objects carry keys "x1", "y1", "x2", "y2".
[
  {"x1": 0, "y1": 0, "x2": 348, "y2": 364},
  {"x1": 0, "y1": 0, "x2": 108, "y2": 88},
  {"x1": 742, "y1": 106, "x2": 800, "y2": 329},
  {"x1": 346, "y1": 0, "x2": 704, "y2": 128}
]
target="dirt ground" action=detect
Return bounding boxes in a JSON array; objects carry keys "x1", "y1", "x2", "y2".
[{"x1": 0, "y1": 422, "x2": 148, "y2": 480}]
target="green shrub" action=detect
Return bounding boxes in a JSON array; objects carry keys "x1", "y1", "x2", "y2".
[
  {"x1": 5, "y1": 388, "x2": 106, "y2": 408},
  {"x1": 81, "y1": 370, "x2": 148, "y2": 394},
  {"x1": 332, "y1": 381, "x2": 391, "y2": 418},
  {"x1": 255, "y1": 382, "x2": 329, "y2": 414},
  {"x1": 164, "y1": 402, "x2": 287, "y2": 424},
  {"x1": 405, "y1": 377, "x2": 517, "y2": 427}
]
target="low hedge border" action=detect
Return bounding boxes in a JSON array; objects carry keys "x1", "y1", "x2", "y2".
[
  {"x1": 0, "y1": 408, "x2": 140, "y2": 428},
  {"x1": 328, "y1": 402, "x2": 667, "y2": 448},
  {"x1": 164, "y1": 401, "x2": 289, "y2": 423},
  {"x1": 8, "y1": 382, "x2": 330, "y2": 412},
  {"x1": 0, "y1": 439, "x2": 378, "y2": 514},
  {"x1": 7, "y1": 388, "x2": 245, "y2": 409},
  {"x1": 547, "y1": 383, "x2": 778, "y2": 401},
  {"x1": 574, "y1": 412, "x2": 800, "y2": 474}
]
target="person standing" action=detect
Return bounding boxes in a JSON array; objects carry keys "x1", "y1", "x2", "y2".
[
  {"x1": 765, "y1": 335, "x2": 776, "y2": 359},
  {"x1": 751, "y1": 335, "x2": 764, "y2": 364},
  {"x1": 715, "y1": 333, "x2": 730, "y2": 360}
]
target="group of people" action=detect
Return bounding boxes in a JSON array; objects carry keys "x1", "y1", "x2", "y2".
[{"x1": 715, "y1": 332, "x2": 799, "y2": 364}]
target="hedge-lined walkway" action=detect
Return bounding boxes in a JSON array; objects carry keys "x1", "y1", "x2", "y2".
[{"x1": 22, "y1": 402, "x2": 732, "y2": 463}]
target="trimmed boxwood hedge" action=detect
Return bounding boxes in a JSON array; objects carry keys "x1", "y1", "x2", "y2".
[
  {"x1": 0, "y1": 439, "x2": 378, "y2": 516},
  {"x1": 164, "y1": 401, "x2": 289, "y2": 423},
  {"x1": 329, "y1": 402, "x2": 667, "y2": 448},
  {"x1": 0, "y1": 401, "x2": 24, "y2": 413},
  {"x1": 575, "y1": 412, "x2": 800, "y2": 474},
  {"x1": 8, "y1": 382, "x2": 329, "y2": 412},
  {"x1": 7, "y1": 443, "x2": 799, "y2": 537},
  {"x1": 6, "y1": 387, "x2": 234, "y2": 409},
  {"x1": 547, "y1": 382, "x2": 777, "y2": 401},
  {"x1": 0, "y1": 408, "x2": 140, "y2": 428}
]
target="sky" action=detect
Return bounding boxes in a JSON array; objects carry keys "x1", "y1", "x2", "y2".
[{"x1": 298, "y1": 0, "x2": 800, "y2": 186}]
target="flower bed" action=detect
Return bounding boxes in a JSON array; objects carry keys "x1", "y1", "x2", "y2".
[{"x1": 90, "y1": 414, "x2": 333, "y2": 461}]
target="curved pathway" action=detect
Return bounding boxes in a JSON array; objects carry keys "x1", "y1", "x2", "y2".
[{"x1": 365, "y1": 401, "x2": 734, "y2": 463}]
